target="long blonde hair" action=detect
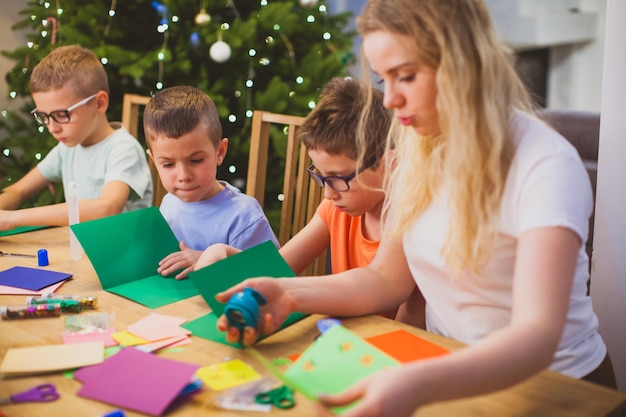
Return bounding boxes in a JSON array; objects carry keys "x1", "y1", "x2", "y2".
[{"x1": 357, "y1": 0, "x2": 534, "y2": 272}]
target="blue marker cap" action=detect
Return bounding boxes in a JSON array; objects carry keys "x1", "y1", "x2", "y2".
[
  {"x1": 37, "y1": 249, "x2": 49, "y2": 267},
  {"x1": 101, "y1": 410, "x2": 125, "y2": 417}
]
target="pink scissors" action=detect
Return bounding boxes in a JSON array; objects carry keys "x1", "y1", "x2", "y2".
[{"x1": 0, "y1": 384, "x2": 60, "y2": 405}]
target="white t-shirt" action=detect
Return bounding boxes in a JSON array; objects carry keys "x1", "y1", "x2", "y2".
[
  {"x1": 37, "y1": 124, "x2": 153, "y2": 212},
  {"x1": 403, "y1": 111, "x2": 605, "y2": 378}
]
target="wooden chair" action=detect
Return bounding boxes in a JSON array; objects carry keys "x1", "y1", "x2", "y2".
[
  {"x1": 120, "y1": 93, "x2": 168, "y2": 207},
  {"x1": 246, "y1": 110, "x2": 326, "y2": 276}
]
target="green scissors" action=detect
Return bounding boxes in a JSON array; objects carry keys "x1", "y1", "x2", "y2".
[{"x1": 255, "y1": 384, "x2": 295, "y2": 409}]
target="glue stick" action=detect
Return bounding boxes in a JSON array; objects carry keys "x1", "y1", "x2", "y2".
[{"x1": 67, "y1": 181, "x2": 82, "y2": 260}]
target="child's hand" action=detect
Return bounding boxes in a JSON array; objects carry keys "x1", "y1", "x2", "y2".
[
  {"x1": 158, "y1": 241, "x2": 202, "y2": 279},
  {"x1": 215, "y1": 277, "x2": 297, "y2": 345},
  {"x1": 194, "y1": 243, "x2": 241, "y2": 271}
]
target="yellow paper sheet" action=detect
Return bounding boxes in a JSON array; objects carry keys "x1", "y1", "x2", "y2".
[{"x1": 196, "y1": 359, "x2": 262, "y2": 391}]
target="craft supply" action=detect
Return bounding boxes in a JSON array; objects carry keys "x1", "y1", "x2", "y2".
[
  {"x1": 37, "y1": 249, "x2": 49, "y2": 266},
  {"x1": 0, "y1": 251, "x2": 36, "y2": 258},
  {"x1": 26, "y1": 297, "x2": 83, "y2": 313},
  {"x1": 0, "y1": 304, "x2": 61, "y2": 319},
  {"x1": 223, "y1": 287, "x2": 267, "y2": 341},
  {"x1": 99, "y1": 410, "x2": 125, "y2": 417},
  {"x1": 67, "y1": 181, "x2": 82, "y2": 260},
  {"x1": 254, "y1": 385, "x2": 295, "y2": 409},
  {"x1": 214, "y1": 377, "x2": 274, "y2": 412},
  {"x1": 28, "y1": 293, "x2": 97, "y2": 309},
  {"x1": 0, "y1": 384, "x2": 59, "y2": 405}
]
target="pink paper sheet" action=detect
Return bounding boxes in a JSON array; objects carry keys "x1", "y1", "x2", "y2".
[
  {"x1": 126, "y1": 312, "x2": 190, "y2": 341},
  {"x1": 75, "y1": 347, "x2": 199, "y2": 416},
  {"x1": 62, "y1": 326, "x2": 119, "y2": 348},
  {"x1": 0, "y1": 279, "x2": 67, "y2": 295}
]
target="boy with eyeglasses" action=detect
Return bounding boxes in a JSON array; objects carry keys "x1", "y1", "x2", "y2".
[
  {"x1": 0, "y1": 45, "x2": 153, "y2": 231},
  {"x1": 196, "y1": 77, "x2": 388, "y2": 274}
]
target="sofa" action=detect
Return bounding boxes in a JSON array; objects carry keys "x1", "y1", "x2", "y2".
[{"x1": 537, "y1": 109, "x2": 600, "y2": 265}]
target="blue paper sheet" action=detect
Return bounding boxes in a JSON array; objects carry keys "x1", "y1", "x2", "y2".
[{"x1": 0, "y1": 266, "x2": 72, "y2": 291}]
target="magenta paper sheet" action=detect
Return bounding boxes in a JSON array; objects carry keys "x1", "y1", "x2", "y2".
[{"x1": 75, "y1": 347, "x2": 199, "y2": 416}]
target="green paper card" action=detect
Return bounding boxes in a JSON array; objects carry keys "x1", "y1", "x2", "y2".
[
  {"x1": 71, "y1": 207, "x2": 198, "y2": 308},
  {"x1": 284, "y1": 325, "x2": 399, "y2": 397},
  {"x1": 184, "y1": 240, "x2": 307, "y2": 345}
]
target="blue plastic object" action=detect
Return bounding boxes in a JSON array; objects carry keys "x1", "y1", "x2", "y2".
[{"x1": 223, "y1": 287, "x2": 267, "y2": 338}]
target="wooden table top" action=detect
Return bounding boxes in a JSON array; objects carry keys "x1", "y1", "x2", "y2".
[{"x1": 1, "y1": 226, "x2": 625, "y2": 417}]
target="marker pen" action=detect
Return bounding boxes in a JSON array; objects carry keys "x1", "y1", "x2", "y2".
[
  {"x1": 29, "y1": 293, "x2": 98, "y2": 309},
  {"x1": 0, "y1": 304, "x2": 61, "y2": 319}
]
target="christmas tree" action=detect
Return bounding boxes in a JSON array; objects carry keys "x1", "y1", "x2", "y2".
[{"x1": 0, "y1": 0, "x2": 354, "y2": 229}]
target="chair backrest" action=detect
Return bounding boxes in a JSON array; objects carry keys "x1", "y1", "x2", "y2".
[
  {"x1": 247, "y1": 110, "x2": 326, "y2": 276},
  {"x1": 121, "y1": 93, "x2": 168, "y2": 207}
]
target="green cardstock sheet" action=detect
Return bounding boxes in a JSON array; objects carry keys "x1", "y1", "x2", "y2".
[
  {"x1": 0, "y1": 225, "x2": 50, "y2": 237},
  {"x1": 71, "y1": 207, "x2": 198, "y2": 308},
  {"x1": 283, "y1": 325, "x2": 400, "y2": 412},
  {"x1": 184, "y1": 240, "x2": 307, "y2": 345}
]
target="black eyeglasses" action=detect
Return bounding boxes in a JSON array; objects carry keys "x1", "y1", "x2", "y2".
[
  {"x1": 307, "y1": 158, "x2": 377, "y2": 192},
  {"x1": 30, "y1": 93, "x2": 98, "y2": 126}
]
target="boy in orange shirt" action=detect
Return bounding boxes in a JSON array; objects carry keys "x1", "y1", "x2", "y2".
[{"x1": 196, "y1": 77, "x2": 388, "y2": 274}]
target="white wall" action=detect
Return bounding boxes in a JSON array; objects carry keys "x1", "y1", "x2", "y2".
[{"x1": 590, "y1": 0, "x2": 626, "y2": 391}]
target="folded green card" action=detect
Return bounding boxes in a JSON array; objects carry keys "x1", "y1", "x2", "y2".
[
  {"x1": 184, "y1": 240, "x2": 307, "y2": 346},
  {"x1": 71, "y1": 207, "x2": 198, "y2": 308},
  {"x1": 249, "y1": 325, "x2": 399, "y2": 413}
]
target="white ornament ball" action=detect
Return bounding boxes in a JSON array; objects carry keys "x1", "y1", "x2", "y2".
[
  {"x1": 195, "y1": 8, "x2": 211, "y2": 25},
  {"x1": 209, "y1": 41, "x2": 232, "y2": 63},
  {"x1": 299, "y1": 0, "x2": 319, "y2": 6}
]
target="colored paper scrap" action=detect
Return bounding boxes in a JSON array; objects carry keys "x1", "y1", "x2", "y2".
[
  {"x1": 196, "y1": 359, "x2": 262, "y2": 391},
  {"x1": 111, "y1": 331, "x2": 148, "y2": 347},
  {"x1": 0, "y1": 279, "x2": 67, "y2": 295},
  {"x1": 184, "y1": 240, "x2": 307, "y2": 345},
  {"x1": 0, "y1": 266, "x2": 72, "y2": 291},
  {"x1": 71, "y1": 207, "x2": 198, "y2": 308},
  {"x1": 62, "y1": 326, "x2": 119, "y2": 347},
  {"x1": 75, "y1": 347, "x2": 199, "y2": 416},
  {"x1": 127, "y1": 313, "x2": 190, "y2": 341},
  {"x1": 0, "y1": 341, "x2": 105, "y2": 376},
  {"x1": 366, "y1": 329, "x2": 450, "y2": 363},
  {"x1": 135, "y1": 335, "x2": 190, "y2": 353}
]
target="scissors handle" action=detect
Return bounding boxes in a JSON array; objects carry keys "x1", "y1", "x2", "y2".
[
  {"x1": 11, "y1": 384, "x2": 60, "y2": 403},
  {"x1": 255, "y1": 385, "x2": 295, "y2": 409}
]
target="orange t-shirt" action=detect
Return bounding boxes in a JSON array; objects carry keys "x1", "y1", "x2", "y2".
[{"x1": 316, "y1": 199, "x2": 379, "y2": 273}]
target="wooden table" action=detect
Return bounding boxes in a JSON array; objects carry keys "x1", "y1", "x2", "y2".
[{"x1": 1, "y1": 227, "x2": 625, "y2": 417}]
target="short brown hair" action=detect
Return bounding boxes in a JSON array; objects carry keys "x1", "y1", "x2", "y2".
[
  {"x1": 143, "y1": 86, "x2": 222, "y2": 147},
  {"x1": 30, "y1": 45, "x2": 109, "y2": 96},
  {"x1": 298, "y1": 77, "x2": 390, "y2": 162}
]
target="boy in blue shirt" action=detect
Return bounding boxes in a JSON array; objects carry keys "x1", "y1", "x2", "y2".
[
  {"x1": 0, "y1": 45, "x2": 153, "y2": 230},
  {"x1": 143, "y1": 85, "x2": 278, "y2": 279}
]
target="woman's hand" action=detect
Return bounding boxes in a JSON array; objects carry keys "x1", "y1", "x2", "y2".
[
  {"x1": 194, "y1": 243, "x2": 241, "y2": 271},
  {"x1": 157, "y1": 241, "x2": 202, "y2": 279},
  {"x1": 215, "y1": 277, "x2": 297, "y2": 345},
  {"x1": 316, "y1": 364, "x2": 425, "y2": 417}
]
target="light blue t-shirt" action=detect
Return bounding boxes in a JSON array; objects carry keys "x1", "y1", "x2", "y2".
[
  {"x1": 37, "y1": 124, "x2": 153, "y2": 212},
  {"x1": 159, "y1": 181, "x2": 279, "y2": 251}
]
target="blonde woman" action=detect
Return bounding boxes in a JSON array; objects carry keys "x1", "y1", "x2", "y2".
[{"x1": 216, "y1": 1, "x2": 615, "y2": 415}]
